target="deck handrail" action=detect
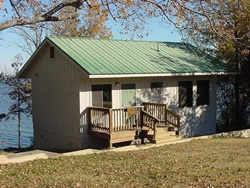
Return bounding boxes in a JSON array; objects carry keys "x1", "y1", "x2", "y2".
[
  {"x1": 88, "y1": 107, "x2": 111, "y2": 133},
  {"x1": 165, "y1": 108, "x2": 180, "y2": 135},
  {"x1": 141, "y1": 109, "x2": 160, "y2": 126},
  {"x1": 88, "y1": 106, "x2": 144, "y2": 134},
  {"x1": 142, "y1": 102, "x2": 166, "y2": 123},
  {"x1": 141, "y1": 109, "x2": 160, "y2": 141},
  {"x1": 142, "y1": 102, "x2": 181, "y2": 135},
  {"x1": 88, "y1": 106, "x2": 111, "y2": 110},
  {"x1": 142, "y1": 102, "x2": 166, "y2": 107}
]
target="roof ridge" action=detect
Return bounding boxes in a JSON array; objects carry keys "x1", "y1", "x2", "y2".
[{"x1": 46, "y1": 36, "x2": 184, "y2": 44}]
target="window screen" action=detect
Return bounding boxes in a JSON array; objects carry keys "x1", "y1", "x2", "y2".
[
  {"x1": 151, "y1": 82, "x2": 163, "y2": 94},
  {"x1": 178, "y1": 81, "x2": 193, "y2": 108},
  {"x1": 197, "y1": 80, "x2": 210, "y2": 106}
]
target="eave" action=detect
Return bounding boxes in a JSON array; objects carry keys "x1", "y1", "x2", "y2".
[{"x1": 87, "y1": 71, "x2": 236, "y2": 79}]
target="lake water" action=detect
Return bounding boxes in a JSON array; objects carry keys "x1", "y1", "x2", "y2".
[{"x1": 0, "y1": 82, "x2": 33, "y2": 149}]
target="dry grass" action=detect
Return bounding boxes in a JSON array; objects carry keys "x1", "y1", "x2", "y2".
[
  {"x1": 0, "y1": 151, "x2": 9, "y2": 155},
  {"x1": 0, "y1": 138, "x2": 250, "y2": 187}
]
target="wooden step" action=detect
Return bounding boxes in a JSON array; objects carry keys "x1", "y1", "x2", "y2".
[
  {"x1": 148, "y1": 128, "x2": 176, "y2": 135},
  {"x1": 155, "y1": 135, "x2": 182, "y2": 144},
  {"x1": 147, "y1": 127, "x2": 181, "y2": 143},
  {"x1": 147, "y1": 134, "x2": 182, "y2": 144},
  {"x1": 111, "y1": 131, "x2": 136, "y2": 144}
]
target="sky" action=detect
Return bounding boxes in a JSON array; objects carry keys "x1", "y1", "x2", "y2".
[{"x1": 0, "y1": 17, "x2": 182, "y2": 74}]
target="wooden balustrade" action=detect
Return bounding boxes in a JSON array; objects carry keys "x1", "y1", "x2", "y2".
[
  {"x1": 141, "y1": 109, "x2": 160, "y2": 141},
  {"x1": 88, "y1": 102, "x2": 181, "y2": 137},
  {"x1": 143, "y1": 102, "x2": 181, "y2": 135},
  {"x1": 88, "y1": 106, "x2": 144, "y2": 134},
  {"x1": 112, "y1": 107, "x2": 143, "y2": 131},
  {"x1": 142, "y1": 102, "x2": 166, "y2": 123},
  {"x1": 165, "y1": 109, "x2": 181, "y2": 135},
  {"x1": 88, "y1": 107, "x2": 111, "y2": 133},
  {"x1": 141, "y1": 109, "x2": 159, "y2": 129}
]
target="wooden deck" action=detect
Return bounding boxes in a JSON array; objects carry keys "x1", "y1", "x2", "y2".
[
  {"x1": 88, "y1": 102, "x2": 180, "y2": 148},
  {"x1": 90, "y1": 130, "x2": 137, "y2": 147}
]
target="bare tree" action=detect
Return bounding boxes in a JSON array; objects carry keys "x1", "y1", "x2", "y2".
[{"x1": 2, "y1": 54, "x2": 31, "y2": 148}]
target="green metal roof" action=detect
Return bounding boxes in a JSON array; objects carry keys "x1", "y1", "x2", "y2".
[{"x1": 47, "y1": 36, "x2": 230, "y2": 75}]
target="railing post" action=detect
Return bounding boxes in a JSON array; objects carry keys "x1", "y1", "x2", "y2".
[
  {"x1": 176, "y1": 116, "x2": 180, "y2": 135},
  {"x1": 109, "y1": 109, "x2": 113, "y2": 134},
  {"x1": 153, "y1": 120, "x2": 157, "y2": 142},
  {"x1": 140, "y1": 108, "x2": 144, "y2": 129},
  {"x1": 88, "y1": 107, "x2": 91, "y2": 135},
  {"x1": 165, "y1": 109, "x2": 167, "y2": 126},
  {"x1": 88, "y1": 107, "x2": 93, "y2": 148},
  {"x1": 144, "y1": 103, "x2": 147, "y2": 112}
]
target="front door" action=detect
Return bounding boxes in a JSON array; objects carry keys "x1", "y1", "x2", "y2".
[{"x1": 121, "y1": 84, "x2": 136, "y2": 107}]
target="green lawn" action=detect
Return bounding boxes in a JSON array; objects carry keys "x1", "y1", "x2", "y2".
[{"x1": 1, "y1": 138, "x2": 250, "y2": 187}]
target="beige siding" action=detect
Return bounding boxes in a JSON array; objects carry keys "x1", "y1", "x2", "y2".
[
  {"x1": 167, "y1": 76, "x2": 217, "y2": 137},
  {"x1": 80, "y1": 76, "x2": 217, "y2": 137},
  {"x1": 31, "y1": 43, "x2": 82, "y2": 151},
  {"x1": 79, "y1": 78, "x2": 91, "y2": 148}
]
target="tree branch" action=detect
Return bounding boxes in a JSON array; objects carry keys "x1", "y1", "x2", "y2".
[
  {"x1": 1, "y1": 14, "x2": 79, "y2": 31},
  {"x1": 42, "y1": 0, "x2": 85, "y2": 19},
  {"x1": 0, "y1": 0, "x2": 87, "y2": 31},
  {"x1": 175, "y1": 1, "x2": 250, "y2": 49},
  {"x1": 144, "y1": 0, "x2": 181, "y2": 29},
  {"x1": 9, "y1": 0, "x2": 20, "y2": 18},
  {"x1": 102, "y1": 0, "x2": 116, "y2": 22}
]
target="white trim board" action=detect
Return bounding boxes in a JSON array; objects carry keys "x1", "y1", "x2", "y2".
[{"x1": 88, "y1": 72, "x2": 236, "y2": 79}]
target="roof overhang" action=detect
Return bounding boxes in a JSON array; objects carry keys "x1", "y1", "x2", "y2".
[{"x1": 88, "y1": 71, "x2": 236, "y2": 79}]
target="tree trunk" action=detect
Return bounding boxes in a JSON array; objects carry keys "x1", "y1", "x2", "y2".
[
  {"x1": 234, "y1": 24, "x2": 241, "y2": 130},
  {"x1": 18, "y1": 112, "x2": 21, "y2": 149},
  {"x1": 235, "y1": 72, "x2": 240, "y2": 130},
  {"x1": 18, "y1": 90, "x2": 21, "y2": 149}
]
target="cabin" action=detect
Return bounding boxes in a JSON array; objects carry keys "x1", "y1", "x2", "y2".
[{"x1": 18, "y1": 37, "x2": 232, "y2": 151}]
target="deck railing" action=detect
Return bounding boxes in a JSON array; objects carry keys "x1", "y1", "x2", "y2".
[
  {"x1": 88, "y1": 102, "x2": 181, "y2": 136},
  {"x1": 141, "y1": 109, "x2": 159, "y2": 130},
  {"x1": 143, "y1": 102, "x2": 180, "y2": 135},
  {"x1": 165, "y1": 109, "x2": 181, "y2": 135},
  {"x1": 143, "y1": 102, "x2": 166, "y2": 123},
  {"x1": 141, "y1": 109, "x2": 160, "y2": 141},
  {"x1": 88, "y1": 106, "x2": 144, "y2": 134},
  {"x1": 112, "y1": 107, "x2": 143, "y2": 131},
  {"x1": 88, "y1": 107, "x2": 111, "y2": 133}
]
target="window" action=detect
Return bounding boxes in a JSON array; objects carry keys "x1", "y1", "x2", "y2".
[
  {"x1": 103, "y1": 85, "x2": 112, "y2": 105},
  {"x1": 50, "y1": 46, "x2": 55, "y2": 59},
  {"x1": 92, "y1": 84, "x2": 112, "y2": 108},
  {"x1": 178, "y1": 81, "x2": 193, "y2": 108},
  {"x1": 151, "y1": 82, "x2": 163, "y2": 94},
  {"x1": 197, "y1": 80, "x2": 210, "y2": 106}
]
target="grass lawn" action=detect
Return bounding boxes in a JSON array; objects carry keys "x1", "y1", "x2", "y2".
[{"x1": 1, "y1": 138, "x2": 250, "y2": 187}]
